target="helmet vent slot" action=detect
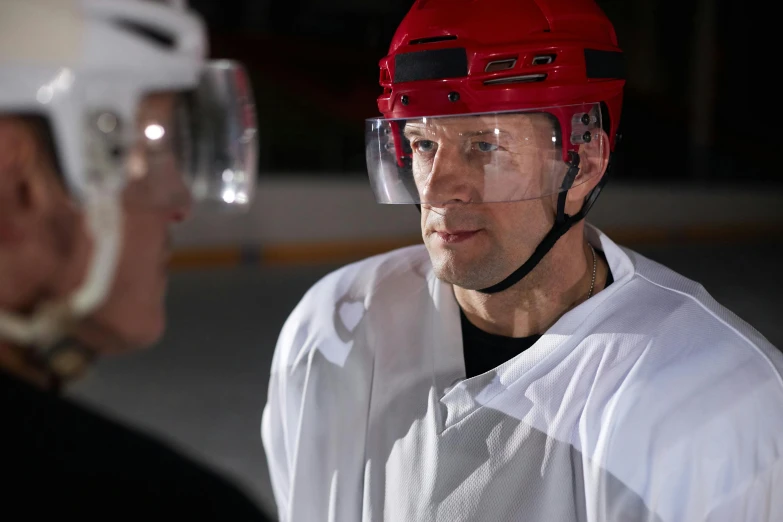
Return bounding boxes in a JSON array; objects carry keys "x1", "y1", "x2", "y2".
[
  {"x1": 409, "y1": 35, "x2": 458, "y2": 45},
  {"x1": 483, "y1": 73, "x2": 547, "y2": 85},
  {"x1": 485, "y1": 58, "x2": 517, "y2": 72},
  {"x1": 532, "y1": 54, "x2": 556, "y2": 65}
]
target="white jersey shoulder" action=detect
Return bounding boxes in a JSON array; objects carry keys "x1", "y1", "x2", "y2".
[
  {"x1": 271, "y1": 244, "x2": 431, "y2": 372},
  {"x1": 593, "y1": 245, "x2": 783, "y2": 521}
]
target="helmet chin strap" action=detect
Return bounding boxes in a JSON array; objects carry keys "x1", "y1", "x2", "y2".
[
  {"x1": 477, "y1": 151, "x2": 612, "y2": 294},
  {"x1": 0, "y1": 188, "x2": 123, "y2": 384}
]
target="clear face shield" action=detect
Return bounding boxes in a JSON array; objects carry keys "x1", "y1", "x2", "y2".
[
  {"x1": 87, "y1": 61, "x2": 257, "y2": 211},
  {"x1": 365, "y1": 103, "x2": 603, "y2": 205}
]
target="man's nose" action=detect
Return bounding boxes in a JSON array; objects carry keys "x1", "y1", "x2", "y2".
[{"x1": 418, "y1": 146, "x2": 475, "y2": 206}]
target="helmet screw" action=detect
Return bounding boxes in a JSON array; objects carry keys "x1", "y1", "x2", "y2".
[
  {"x1": 581, "y1": 113, "x2": 591, "y2": 125},
  {"x1": 401, "y1": 95, "x2": 409, "y2": 106},
  {"x1": 582, "y1": 131, "x2": 592, "y2": 143},
  {"x1": 448, "y1": 91, "x2": 460, "y2": 102}
]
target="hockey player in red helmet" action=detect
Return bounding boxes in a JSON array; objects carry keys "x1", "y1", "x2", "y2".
[{"x1": 263, "y1": 1, "x2": 783, "y2": 521}]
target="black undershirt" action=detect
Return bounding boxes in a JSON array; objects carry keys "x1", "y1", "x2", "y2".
[
  {"x1": 0, "y1": 369, "x2": 271, "y2": 520},
  {"x1": 462, "y1": 255, "x2": 614, "y2": 379}
]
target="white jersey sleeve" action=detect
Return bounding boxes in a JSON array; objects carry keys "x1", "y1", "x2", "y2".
[
  {"x1": 261, "y1": 304, "x2": 300, "y2": 521},
  {"x1": 261, "y1": 246, "x2": 432, "y2": 522},
  {"x1": 261, "y1": 265, "x2": 349, "y2": 522},
  {"x1": 594, "y1": 250, "x2": 783, "y2": 522},
  {"x1": 261, "y1": 264, "x2": 347, "y2": 521}
]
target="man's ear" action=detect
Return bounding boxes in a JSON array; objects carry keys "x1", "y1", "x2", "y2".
[
  {"x1": 565, "y1": 128, "x2": 610, "y2": 213},
  {"x1": 0, "y1": 118, "x2": 52, "y2": 245}
]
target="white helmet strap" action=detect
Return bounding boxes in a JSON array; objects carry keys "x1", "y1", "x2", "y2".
[{"x1": 0, "y1": 189, "x2": 122, "y2": 352}]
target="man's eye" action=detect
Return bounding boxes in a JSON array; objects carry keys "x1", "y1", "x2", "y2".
[
  {"x1": 475, "y1": 141, "x2": 499, "y2": 152},
  {"x1": 414, "y1": 140, "x2": 436, "y2": 153}
]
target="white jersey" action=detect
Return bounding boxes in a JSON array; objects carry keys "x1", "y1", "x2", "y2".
[{"x1": 261, "y1": 225, "x2": 783, "y2": 522}]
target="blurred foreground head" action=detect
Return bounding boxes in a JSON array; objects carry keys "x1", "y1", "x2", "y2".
[{"x1": 0, "y1": 0, "x2": 258, "y2": 387}]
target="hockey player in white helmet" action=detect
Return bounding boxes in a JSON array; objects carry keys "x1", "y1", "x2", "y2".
[{"x1": 0, "y1": 0, "x2": 271, "y2": 518}]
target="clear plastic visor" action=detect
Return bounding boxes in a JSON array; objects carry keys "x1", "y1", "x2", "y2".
[
  {"x1": 86, "y1": 60, "x2": 257, "y2": 210},
  {"x1": 365, "y1": 103, "x2": 603, "y2": 205}
]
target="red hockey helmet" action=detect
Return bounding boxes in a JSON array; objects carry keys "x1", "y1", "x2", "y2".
[{"x1": 365, "y1": 0, "x2": 625, "y2": 206}]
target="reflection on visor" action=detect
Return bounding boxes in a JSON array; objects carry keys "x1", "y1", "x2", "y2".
[
  {"x1": 121, "y1": 61, "x2": 258, "y2": 211},
  {"x1": 365, "y1": 103, "x2": 603, "y2": 205},
  {"x1": 189, "y1": 61, "x2": 257, "y2": 208},
  {"x1": 144, "y1": 124, "x2": 166, "y2": 141}
]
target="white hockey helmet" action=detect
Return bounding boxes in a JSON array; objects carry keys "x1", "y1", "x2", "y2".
[{"x1": 0, "y1": 0, "x2": 257, "y2": 351}]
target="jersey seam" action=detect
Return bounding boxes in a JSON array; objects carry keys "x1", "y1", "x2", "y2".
[{"x1": 634, "y1": 272, "x2": 783, "y2": 392}]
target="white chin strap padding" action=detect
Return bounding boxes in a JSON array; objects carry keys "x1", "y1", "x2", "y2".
[{"x1": 0, "y1": 189, "x2": 122, "y2": 350}]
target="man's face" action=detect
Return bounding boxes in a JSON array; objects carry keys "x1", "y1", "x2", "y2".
[
  {"x1": 408, "y1": 113, "x2": 564, "y2": 290},
  {"x1": 88, "y1": 92, "x2": 193, "y2": 350}
]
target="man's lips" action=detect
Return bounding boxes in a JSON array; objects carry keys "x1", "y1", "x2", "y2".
[{"x1": 435, "y1": 229, "x2": 481, "y2": 243}]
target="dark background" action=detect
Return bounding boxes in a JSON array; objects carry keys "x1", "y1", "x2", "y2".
[{"x1": 187, "y1": 0, "x2": 781, "y2": 185}]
